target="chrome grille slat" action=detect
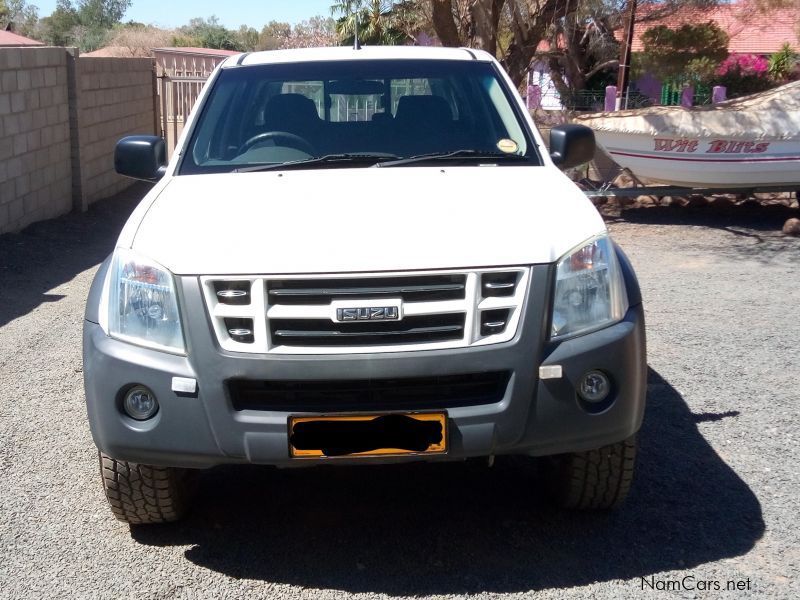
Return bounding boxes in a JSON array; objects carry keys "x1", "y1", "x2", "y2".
[{"x1": 201, "y1": 268, "x2": 529, "y2": 354}]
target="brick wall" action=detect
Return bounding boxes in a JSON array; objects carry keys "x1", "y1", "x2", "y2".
[
  {"x1": 0, "y1": 47, "x2": 157, "y2": 234},
  {"x1": 0, "y1": 47, "x2": 72, "y2": 233},
  {"x1": 76, "y1": 57, "x2": 156, "y2": 206}
]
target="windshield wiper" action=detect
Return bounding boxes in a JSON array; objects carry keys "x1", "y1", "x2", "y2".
[
  {"x1": 375, "y1": 149, "x2": 531, "y2": 168},
  {"x1": 234, "y1": 153, "x2": 400, "y2": 173}
]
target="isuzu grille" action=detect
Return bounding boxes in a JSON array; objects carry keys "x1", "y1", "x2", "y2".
[{"x1": 201, "y1": 268, "x2": 529, "y2": 354}]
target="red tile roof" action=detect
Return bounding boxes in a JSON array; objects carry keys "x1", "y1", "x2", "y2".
[
  {"x1": 0, "y1": 29, "x2": 44, "y2": 46},
  {"x1": 628, "y1": 1, "x2": 799, "y2": 55}
]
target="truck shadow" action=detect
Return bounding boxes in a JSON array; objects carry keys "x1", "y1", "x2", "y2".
[
  {"x1": 131, "y1": 368, "x2": 764, "y2": 594},
  {"x1": 0, "y1": 184, "x2": 150, "y2": 328}
]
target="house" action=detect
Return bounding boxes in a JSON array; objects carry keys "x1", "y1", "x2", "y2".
[
  {"x1": 528, "y1": 0, "x2": 799, "y2": 110},
  {"x1": 627, "y1": 2, "x2": 798, "y2": 56},
  {"x1": 0, "y1": 29, "x2": 44, "y2": 47},
  {"x1": 627, "y1": 1, "x2": 798, "y2": 104}
]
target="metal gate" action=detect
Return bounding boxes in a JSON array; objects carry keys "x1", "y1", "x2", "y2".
[{"x1": 157, "y1": 73, "x2": 208, "y2": 156}]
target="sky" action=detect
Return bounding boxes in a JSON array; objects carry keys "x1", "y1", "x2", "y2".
[{"x1": 30, "y1": 0, "x2": 336, "y2": 29}]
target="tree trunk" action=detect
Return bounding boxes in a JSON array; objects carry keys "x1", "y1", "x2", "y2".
[
  {"x1": 431, "y1": 0, "x2": 462, "y2": 47},
  {"x1": 502, "y1": 0, "x2": 579, "y2": 88}
]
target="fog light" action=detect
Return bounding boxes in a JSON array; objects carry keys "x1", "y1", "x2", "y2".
[
  {"x1": 578, "y1": 370, "x2": 610, "y2": 403},
  {"x1": 123, "y1": 385, "x2": 159, "y2": 420}
]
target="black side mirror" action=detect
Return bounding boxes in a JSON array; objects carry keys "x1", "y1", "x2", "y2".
[
  {"x1": 549, "y1": 124, "x2": 596, "y2": 169},
  {"x1": 114, "y1": 135, "x2": 167, "y2": 181}
]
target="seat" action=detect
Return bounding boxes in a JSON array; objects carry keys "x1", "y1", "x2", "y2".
[
  {"x1": 261, "y1": 93, "x2": 322, "y2": 139},
  {"x1": 393, "y1": 95, "x2": 458, "y2": 154}
]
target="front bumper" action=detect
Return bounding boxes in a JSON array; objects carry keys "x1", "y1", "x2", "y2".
[{"x1": 83, "y1": 265, "x2": 646, "y2": 468}]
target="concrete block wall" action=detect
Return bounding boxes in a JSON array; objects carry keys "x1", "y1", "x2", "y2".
[
  {"x1": 76, "y1": 57, "x2": 156, "y2": 206},
  {"x1": 0, "y1": 47, "x2": 156, "y2": 234},
  {"x1": 0, "y1": 47, "x2": 72, "y2": 234}
]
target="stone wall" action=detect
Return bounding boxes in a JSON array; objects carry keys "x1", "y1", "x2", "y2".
[
  {"x1": 0, "y1": 47, "x2": 157, "y2": 234},
  {"x1": 75, "y1": 57, "x2": 157, "y2": 207},
  {"x1": 0, "y1": 47, "x2": 72, "y2": 233}
]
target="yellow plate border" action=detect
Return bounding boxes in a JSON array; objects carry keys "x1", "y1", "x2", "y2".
[{"x1": 288, "y1": 412, "x2": 448, "y2": 459}]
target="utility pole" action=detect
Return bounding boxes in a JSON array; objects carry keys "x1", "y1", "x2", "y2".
[{"x1": 616, "y1": 0, "x2": 637, "y2": 110}]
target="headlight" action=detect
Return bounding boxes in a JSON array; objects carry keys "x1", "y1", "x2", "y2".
[
  {"x1": 551, "y1": 235, "x2": 628, "y2": 339},
  {"x1": 103, "y1": 248, "x2": 185, "y2": 354}
]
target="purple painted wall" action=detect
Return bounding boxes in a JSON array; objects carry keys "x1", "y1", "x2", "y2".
[{"x1": 633, "y1": 73, "x2": 662, "y2": 103}]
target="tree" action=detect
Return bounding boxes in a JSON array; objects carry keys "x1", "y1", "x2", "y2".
[
  {"x1": 258, "y1": 20, "x2": 292, "y2": 49},
  {"x1": 106, "y1": 23, "x2": 173, "y2": 56},
  {"x1": 77, "y1": 0, "x2": 130, "y2": 30},
  {"x1": 257, "y1": 17, "x2": 337, "y2": 50},
  {"x1": 40, "y1": 0, "x2": 130, "y2": 50},
  {"x1": 638, "y1": 21, "x2": 728, "y2": 82},
  {"x1": 0, "y1": 0, "x2": 39, "y2": 37},
  {"x1": 40, "y1": 0, "x2": 80, "y2": 46},
  {"x1": 542, "y1": 1, "x2": 621, "y2": 99},
  {"x1": 236, "y1": 24, "x2": 259, "y2": 52},
  {"x1": 430, "y1": 0, "x2": 580, "y2": 86},
  {"x1": 176, "y1": 16, "x2": 243, "y2": 50},
  {"x1": 332, "y1": 0, "x2": 409, "y2": 45},
  {"x1": 768, "y1": 42, "x2": 798, "y2": 81}
]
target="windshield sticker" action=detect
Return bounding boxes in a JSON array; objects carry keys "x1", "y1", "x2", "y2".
[{"x1": 497, "y1": 138, "x2": 519, "y2": 154}]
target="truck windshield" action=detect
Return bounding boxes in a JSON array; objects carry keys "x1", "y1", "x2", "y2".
[{"x1": 180, "y1": 59, "x2": 541, "y2": 174}]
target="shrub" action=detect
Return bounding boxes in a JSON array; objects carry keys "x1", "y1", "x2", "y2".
[
  {"x1": 715, "y1": 54, "x2": 774, "y2": 96},
  {"x1": 768, "y1": 43, "x2": 799, "y2": 82}
]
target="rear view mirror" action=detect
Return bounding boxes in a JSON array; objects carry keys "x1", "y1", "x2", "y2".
[
  {"x1": 115, "y1": 135, "x2": 167, "y2": 181},
  {"x1": 549, "y1": 125, "x2": 595, "y2": 170}
]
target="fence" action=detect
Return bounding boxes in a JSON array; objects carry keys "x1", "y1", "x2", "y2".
[
  {"x1": 157, "y1": 73, "x2": 206, "y2": 155},
  {"x1": 0, "y1": 47, "x2": 157, "y2": 234}
]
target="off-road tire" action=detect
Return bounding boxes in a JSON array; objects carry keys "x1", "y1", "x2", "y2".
[
  {"x1": 99, "y1": 452, "x2": 195, "y2": 525},
  {"x1": 541, "y1": 435, "x2": 637, "y2": 510}
]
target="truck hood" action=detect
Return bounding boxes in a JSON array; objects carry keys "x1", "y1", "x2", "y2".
[{"x1": 131, "y1": 167, "x2": 605, "y2": 275}]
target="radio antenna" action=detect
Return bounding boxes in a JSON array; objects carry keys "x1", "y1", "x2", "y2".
[{"x1": 353, "y1": 12, "x2": 361, "y2": 50}]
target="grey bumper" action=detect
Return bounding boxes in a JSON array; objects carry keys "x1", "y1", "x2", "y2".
[{"x1": 83, "y1": 264, "x2": 646, "y2": 468}]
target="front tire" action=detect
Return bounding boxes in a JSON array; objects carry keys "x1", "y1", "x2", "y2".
[
  {"x1": 541, "y1": 435, "x2": 637, "y2": 510},
  {"x1": 98, "y1": 452, "x2": 195, "y2": 525}
]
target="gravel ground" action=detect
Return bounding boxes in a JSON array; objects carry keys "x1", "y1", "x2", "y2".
[{"x1": 1, "y1": 188, "x2": 799, "y2": 599}]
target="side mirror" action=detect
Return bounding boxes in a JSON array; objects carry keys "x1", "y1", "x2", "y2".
[
  {"x1": 549, "y1": 124, "x2": 596, "y2": 169},
  {"x1": 114, "y1": 135, "x2": 167, "y2": 181}
]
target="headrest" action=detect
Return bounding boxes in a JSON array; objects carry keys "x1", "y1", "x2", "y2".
[
  {"x1": 394, "y1": 95, "x2": 453, "y2": 127},
  {"x1": 263, "y1": 93, "x2": 320, "y2": 128}
]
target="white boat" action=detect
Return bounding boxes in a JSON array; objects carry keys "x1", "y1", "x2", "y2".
[{"x1": 576, "y1": 81, "x2": 800, "y2": 188}]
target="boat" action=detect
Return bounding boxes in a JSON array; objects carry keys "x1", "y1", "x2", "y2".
[{"x1": 576, "y1": 80, "x2": 800, "y2": 188}]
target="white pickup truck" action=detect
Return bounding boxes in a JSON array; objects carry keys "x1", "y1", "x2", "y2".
[{"x1": 83, "y1": 46, "x2": 646, "y2": 525}]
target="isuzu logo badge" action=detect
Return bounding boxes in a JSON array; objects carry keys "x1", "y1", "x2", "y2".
[{"x1": 336, "y1": 306, "x2": 400, "y2": 322}]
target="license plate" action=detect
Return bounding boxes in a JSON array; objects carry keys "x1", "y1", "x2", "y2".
[{"x1": 288, "y1": 412, "x2": 447, "y2": 458}]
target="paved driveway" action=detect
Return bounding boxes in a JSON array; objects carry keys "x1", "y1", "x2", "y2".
[{"x1": 1, "y1": 189, "x2": 798, "y2": 599}]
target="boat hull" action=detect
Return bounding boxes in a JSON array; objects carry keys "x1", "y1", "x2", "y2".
[{"x1": 594, "y1": 131, "x2": 800, "y2": 188}]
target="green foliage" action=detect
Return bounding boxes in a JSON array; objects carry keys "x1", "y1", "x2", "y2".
[
  {"x1": 0, "y1": 0, "x2": 39, "y2": 37},
  {"x1": 332, "y1": 0, "x2": 408, "y2": 45},
  {"x1": 639, "y1": 21, "x2": 729, "y2": 82},
  {"x1": 768, "y1": 42, "x2": 798, "y2": 81},
  {"x1": 77, "y1": 0, "x2": 130, "y2": 29},
  {"x1": 40, "y1": 0, "x2": 129, "y2": 50},
  {"x1": 236, "y1": 25, "x2": 259, "y2": 52},
  {"x1": 258, "y1": 20, "x2": 293, "y2": 50},
  {"x1": 40, "y1": 0, "x2": 80, "y2": 46},
  {"x1": 176, "y1": 16, "x2": 243, "y2": 51}
]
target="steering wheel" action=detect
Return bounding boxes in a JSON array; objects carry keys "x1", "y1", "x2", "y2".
[{"x1": 238, "y1": 131, "x2": 316, "y2": 156}]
